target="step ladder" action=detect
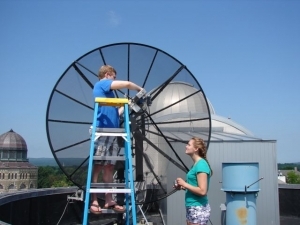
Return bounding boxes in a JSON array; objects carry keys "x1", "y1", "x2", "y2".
[{"x1": 83, "y1": 97, "x2": 137, "y2": 225}]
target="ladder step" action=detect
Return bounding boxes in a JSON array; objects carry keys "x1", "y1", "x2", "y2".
[
  {"x1": 93, "y1": 128, "x2": 127, "y2": 138},
  {"x1": 89, "y1": 209, "x2": 123, "y2": 214},
  {"x1": 95, "y1": 128, "x2": 126, "y2": 133},
  {"x1": 93, "y1": 156, "x2": 125, "y2": 161},
  {"x1": 95, "y1": 97, "x2": 129, "y2": 106},
  {"x1": 91, "y1": 183, "x2": 126, "y2": 188},
  {"x1": 89, "y1": 188, "x2": 132, "y2": 193},
  {"x1": 95, "y1": 132, "x2": 127, "y2": 137}
]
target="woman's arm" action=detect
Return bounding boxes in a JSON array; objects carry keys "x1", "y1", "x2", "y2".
[{"x1": 177, "y1": 173, "x2": 208, "y2": 196}]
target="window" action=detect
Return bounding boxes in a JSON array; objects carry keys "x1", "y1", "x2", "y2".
[
  {"x1": 2, "y1": 151, "x2": 8, "y2": 159},
  {"x1": 17, "y1": 152, "x2": 22, "y2": 159},
  {"x1": 10, "y1": 151, "x2": 16, "y2": 159}
]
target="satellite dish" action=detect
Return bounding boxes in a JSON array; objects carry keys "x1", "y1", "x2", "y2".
[{"x1": 45, "y1": 42, "x2": 211, "y2": 204}]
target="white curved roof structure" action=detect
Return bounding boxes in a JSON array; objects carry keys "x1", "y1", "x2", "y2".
[
  {"x1": 151, "y1": 82, "x2": 258, "y2": 141},
  {"x1": 150, "y1": 81, "x2": 210, "y2": 123},
  {"x1": 150, "y1": 81, "x2": 210, "y2": 115}
]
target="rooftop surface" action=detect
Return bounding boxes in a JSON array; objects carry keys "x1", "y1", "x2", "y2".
[{"x1": 1, "y1": 187, "x2": 300, "y2": 225}]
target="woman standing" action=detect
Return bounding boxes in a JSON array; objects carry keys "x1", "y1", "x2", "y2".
[{"x1": 175, "y1": 137, "x2": 212, "y2": 225}]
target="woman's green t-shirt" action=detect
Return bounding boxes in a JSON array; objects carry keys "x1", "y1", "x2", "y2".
[{"x1": 185, "y1": 159, "x2": 210, "y2": 206}]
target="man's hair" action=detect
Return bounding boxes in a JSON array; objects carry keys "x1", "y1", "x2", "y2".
[{"x1": 98, "y1": 65, "x2": 117, "y2": 79}]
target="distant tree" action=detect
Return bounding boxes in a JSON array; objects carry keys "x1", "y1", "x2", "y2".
[
  {"x1": 281, "y1": 166, "x2": 294, "y2": 170},
  {"x1": 278, "y1": 163, "x2": 300, "y2": 171},
  {"x1": 51, "y1": 175, "x2": 72, "y2": 187},
  {"x1": 286, "y1": 171, "x2": 300, "y2": 184},
  {"x1": 38, "y1": 166, "x2": 73, "y2": 188},
  {"x1": 38, "y1": 166, "x2": 55, "y2": 188}
]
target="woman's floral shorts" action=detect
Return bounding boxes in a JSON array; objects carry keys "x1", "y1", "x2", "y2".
[{"x1": 186, "y1": 204, "x2": 211, "y2": 224}]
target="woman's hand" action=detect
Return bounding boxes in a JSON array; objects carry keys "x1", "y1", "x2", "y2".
[
  {"x1": 173, "y1": 178, "x2": 182, "y2": 190},
  {"x1": 173, "y1": 184, "x2": 181, "y2": 190},
  {"x1": 176, "y1": 178, "x2": 186, "y2": 189}
]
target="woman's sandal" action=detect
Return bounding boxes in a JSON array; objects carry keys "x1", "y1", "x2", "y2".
[{"x1": 90, "y1": 204, "x2": 102, "y2": 215}]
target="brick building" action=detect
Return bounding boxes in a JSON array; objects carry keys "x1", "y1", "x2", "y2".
[{"x1": 0, "y1": 129, "x2": 37, "y2": 193}]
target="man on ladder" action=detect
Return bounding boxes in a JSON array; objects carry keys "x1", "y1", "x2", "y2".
[{"x1": 89, "y1": 65, "x2": 143, "y2": 215}]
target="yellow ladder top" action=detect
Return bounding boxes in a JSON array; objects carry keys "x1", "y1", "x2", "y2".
[{"x1": 95, "y1": 97, "x2": 129, "y2": 106}]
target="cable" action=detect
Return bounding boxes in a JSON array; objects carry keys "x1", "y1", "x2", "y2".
[
  {"x1": 55, "y1": 193, "x2": 74, "y2": 225},
  {"x1": 136, "y1": 188, "x2": 177, "y2": 206}
]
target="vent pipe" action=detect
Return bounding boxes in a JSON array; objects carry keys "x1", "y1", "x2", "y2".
[{"x1": 221, "y1": 162, "x2": 263, "y2": 225}]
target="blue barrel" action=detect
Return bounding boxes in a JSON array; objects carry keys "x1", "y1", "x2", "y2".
[
  {"x1": 221, "y1": 162, "x2": 259, "y2": 192},
  {"x1": 225, "y1": 192, "x2": 257, "y2": 225}
]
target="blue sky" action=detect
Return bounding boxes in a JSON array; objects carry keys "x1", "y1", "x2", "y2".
[{"x1": 0, "y1": 0, "x2": 299, "y2": 163}]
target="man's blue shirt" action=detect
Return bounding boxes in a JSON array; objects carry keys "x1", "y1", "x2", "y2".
[{"x1": 93, "y1": 79, "x2": 119, "y2": 128}]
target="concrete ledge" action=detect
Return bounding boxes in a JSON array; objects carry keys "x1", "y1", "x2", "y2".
[
  {"x1": 0, "y1": 186, "x2": 79, "y2": 206},
  {"x1": 280, "y1": 216, "x2": 300, "y2": 225}
]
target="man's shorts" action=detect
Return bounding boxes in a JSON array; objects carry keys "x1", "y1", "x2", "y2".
[
  {"x1": 186, "y1": 204, "x2": 211, "y2": 225},
  {"x1": 90, "y1": 127, "x2": 120, "y2": 166}
]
